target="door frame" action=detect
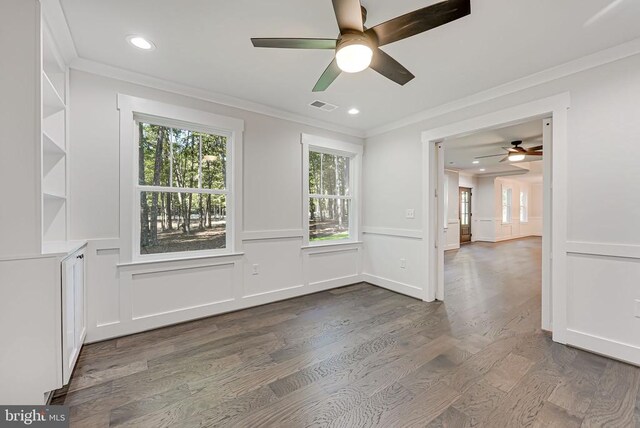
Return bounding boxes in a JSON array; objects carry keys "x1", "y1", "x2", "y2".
[{"x1": 421, "y1": 93, "x2": 570, "y2": 344}]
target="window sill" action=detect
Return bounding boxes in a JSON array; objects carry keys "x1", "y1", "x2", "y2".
[
  {"x1": 301, "y1": 241, "x2": 363, "y2": 250},
  {"x1": 117, "y1": 251, "x2": 245, "y2": 268}
]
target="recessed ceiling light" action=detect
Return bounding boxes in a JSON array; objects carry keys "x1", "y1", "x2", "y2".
[
  {"x1": 127, "y1": 35, "x2": 155, "y2": 51},
  {"x1": 480, "y1": 168, "x2": 486, "y2": 172},
  {"x1": 472, "y1": 160, "x2": 479, "y2": 164},
  {"x1": 348, "y1": 108, "x2": 360, "y2": 115}
]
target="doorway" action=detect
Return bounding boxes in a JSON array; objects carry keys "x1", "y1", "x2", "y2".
[
  {"x1": 421, "y1": 93, "x2": 570, "y2": 345},
  {"x1": 459, "y1": 187, "x2": 472, "y2": 243}
]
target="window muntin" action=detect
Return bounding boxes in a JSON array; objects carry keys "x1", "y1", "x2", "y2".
[
  {"x1": 136, "y1": 121, "x2": 230, "y2": 256},
  {"x1": 308, "y1": 149, "x2": 353, "y2": 243},
  {"x1": 520, "y1": 191, "x2": 528, "y2": 223},
  {"x1": 502, "y1": 187, "x2": 512, "y2": 224}
]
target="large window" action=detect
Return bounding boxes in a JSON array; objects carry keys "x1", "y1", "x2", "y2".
[
  {"x1": 303, "y1": 135, "x2": 361, "y2": 245},
  {"x1": 502, "y1": 187, "x2": 512, "y2": 224},
  {"x1": 520, "y1": 190, "x2": 528, "y2": 223},
  {"x1": 136, "y1": 122, "x2": 230, "y2": 256}
]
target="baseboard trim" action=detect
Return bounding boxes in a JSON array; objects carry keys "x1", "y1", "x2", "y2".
[
  {"x1": 362, "y1": 273, "x2": 423, "y2": 300},
  {"x1": 566, "y1": 329, "x2": 640, "y2": 367}
]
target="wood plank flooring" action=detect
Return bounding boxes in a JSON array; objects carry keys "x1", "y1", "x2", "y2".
[{"x1": 54, "y1": 237, "x2": 640, "y2": 427}]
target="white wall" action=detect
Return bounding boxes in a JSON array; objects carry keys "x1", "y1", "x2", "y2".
[
  {"x1": 363, "y1": 52, "x2": 640, "y2": 364},
  {"x1": 69, "y1": 70, "x2": 365, "y2": 341},
  {"x1": 473, "y1": 176, "x2": 497, "y2": 241},
  {"x1": 444, "y1": 170, "x2": 460, "y2": 250},
  {"x1": 0, "y1": 0, "x2": 41, "y2": 258},
  {"x1": 493, "y1": 177, "x2": 543, "y2": 241}
]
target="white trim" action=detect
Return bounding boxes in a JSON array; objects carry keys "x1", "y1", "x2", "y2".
[
  {"x1": 362, "y1": 227, "x2": 423, "y2": 239},
  {"x1": 117, "y1": 94, "x2": 244, "y2": 263},
  {"x1": 566, "y1": 241, "x2": 640, "y2": 260},
  {"x1": 301, "y1": 242, "x2": 363, "y2": 254},
  {"x1": 421, "y1": 93, "x2": 570, "y2": 344},
  {"x1": 566, "y1": 329, "x2": 640, "y2": 367},
  {"x1": 41, "y1": 0, "x2": 78, "y2": 65},
  {"x1": 116, "y1": 252, "x2": 244, "y2": 268},
  {"x1": 72, "y1": 58, "x2": 365, "y2": 138},
  {"x1": 301, "y1": 133, "x2": 363, "y2": 247},
  {"x1": 362, "y1": 274, "x2": 423, "y2": 300},
  {"x1": 367, "y1": 37, "x2": 640, "y2": 137},
  {"x1": 242, "y1": 229, "x2": 304, "y2": 241}
]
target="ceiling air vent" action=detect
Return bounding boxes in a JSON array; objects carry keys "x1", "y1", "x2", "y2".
[{"x1": 310, "y1": 100, "x2": 338, "y2": 112}]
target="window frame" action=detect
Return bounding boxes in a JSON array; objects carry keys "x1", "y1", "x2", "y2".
[
  {"x1": 520, "y1": 190, "x2": 529, "y2": 223},
  {"x1": 301, "y1": 134, "x2": 363, "y2": 247},
  {"x1": 502, "y1": 186, "x2": 513, "y2": 224},
  {"x1": 118, "y1": 95, "x2": 244, "y2": 263}
]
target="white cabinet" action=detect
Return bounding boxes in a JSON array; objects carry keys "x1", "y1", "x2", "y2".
[{"x1": 61, "y1": 248, "x2": 86, "y2": 384}]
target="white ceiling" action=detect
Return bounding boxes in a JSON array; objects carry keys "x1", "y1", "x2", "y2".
[
  {"x1": 60, "y1": 0, "x2": 640, "y2": 131},
  {"x1": 444, "y1": 119, "x2": 543, "y2": 176}
]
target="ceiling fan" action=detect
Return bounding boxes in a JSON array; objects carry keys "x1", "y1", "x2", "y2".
[
  {"x1": 475, "y1": 140, "x2": 543, "y2": 163},
  {"x1": 251, "y1": 0, "x2": 471, "y2": 92}
]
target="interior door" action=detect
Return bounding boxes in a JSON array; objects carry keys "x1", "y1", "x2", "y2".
[{"x1": 459, "y1": 187, "x2": 472, "y2": 243}]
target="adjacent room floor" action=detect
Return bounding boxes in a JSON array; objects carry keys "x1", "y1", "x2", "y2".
[{"x1": 55, "y1": 238, "x2": 640, "y2": 427}]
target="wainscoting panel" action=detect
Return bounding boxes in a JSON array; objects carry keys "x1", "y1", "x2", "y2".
[
  {"x1": 130, "y1": 263, "x2": 235, "y2": 320},
  {"x1": 362, "y1": 233, "x2": 424, "y2": 299},
  {"x1": 566, "y1": 250, "x2": 640, "y2": 365},
  {"x1": 307, "y1": 246, "x2": 360, "y2": 286}
]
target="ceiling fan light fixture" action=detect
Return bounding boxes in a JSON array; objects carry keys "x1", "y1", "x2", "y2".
[
  {"x1": 335, "y1": 34, "x2": 373, "y2": 73},
  {"x1": 508, "y1": 153, "x2": 526, "y2": 162}
]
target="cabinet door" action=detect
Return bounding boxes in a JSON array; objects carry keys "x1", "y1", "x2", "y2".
[{"x1": 61, "y1": 250, "x2": 86, "y2": 385}]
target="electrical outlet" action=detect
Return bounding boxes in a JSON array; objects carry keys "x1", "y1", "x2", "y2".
[
  {"x1": 400, "y1": 258, "x2": 407, "y2": 269},
  {"x1": 252, "y1": 264, "x2": 259, "y2": 275},
  {"x1": 635, "y1": 299, "x2": 640, "y2": 318},
  {"x1": 406, "y1": 209, "x2": 415, "y2": 219}
]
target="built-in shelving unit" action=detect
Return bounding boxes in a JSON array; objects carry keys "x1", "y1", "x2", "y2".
[{"x1": 41, "y1": 24, "x2": 69, "y2": 251}]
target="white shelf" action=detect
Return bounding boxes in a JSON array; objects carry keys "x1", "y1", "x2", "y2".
[
  {"x1": 43, "y1": 191, "x2": 66, "y2": 202},
  {"x1": 42, "y1": 71, "x2": 65, "y2": 117},
  {"x1": 43, "y1": 132, "x2": 66, "y2": 156}
]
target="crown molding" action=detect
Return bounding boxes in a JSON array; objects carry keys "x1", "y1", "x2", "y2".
[
  {"x1": 70, "y1": 58, "x2": 366, "y2": 139},
  {"x1": 366, "y1": 37, "x2": 640, "y2": 138},
  {"x1": 42, "y1": 0, "x2": 640, "y2": 141},
  {"x1": 41, "y1": 0, "x2": 78, "y2": 64}
]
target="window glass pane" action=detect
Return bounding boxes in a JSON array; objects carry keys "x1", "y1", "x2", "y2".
[
  {"x1": 318, "y1": 152, "x2": 350, "y2": 196},
  {"x1": 201, "y1": 132, "x2": 227, "y2": 190},
  {"x1": 138, "y1": 123, "x2": 170, "y2": 186},
  {"x1": 140, "y1": 191, "x2": 226, "y2": 255},
  {"x1": 309, "y1": 151, "x2": 322, "y2": 194},
  {"x1": 171, "y1": 129, "x2": 200, "y2": 188},
  {"x1": 309, "y1": 197, "x2": 350, "y2": 242}
]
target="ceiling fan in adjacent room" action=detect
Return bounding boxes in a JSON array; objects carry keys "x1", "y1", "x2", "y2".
[
  {"x1": 475, "y1": 140, "x2": 543, "y2": 163},
  {"x1": 251, "y1": 0, "x2": 471, "y2": 92}
]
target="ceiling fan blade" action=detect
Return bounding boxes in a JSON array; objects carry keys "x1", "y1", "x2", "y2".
[
  {"x1": 499, "y1": 155, "x2": 510, "y2": 163},
  {"x1": 365, "y1": 0, "x2": 470, "y2": 47},
  {"x1": 332, "y1": 0, "x2": 364, "y2": 33},
  {"x1": 475, "y1": 154, "x2": 506, "y2": 159},
  {"x1": 528, "y1": 145, "x2": 543, "y2": 151},
  {"x1": 313, "y1": 58, "x2": 342, "y2": 92},
  {"x1": 370, "y1": 49, "x2": 415, "y2": 86},
  {"x1": 251, "y1": 38, "x2": 338, "y2": 49},
  {"x1": 524, "y1": 151, "x2": 543, "y2": 156}
]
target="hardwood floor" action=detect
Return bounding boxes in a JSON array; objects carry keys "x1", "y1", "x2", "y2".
[{"x1": 55, "y1": 237, "x2": 640, "y2": 427}]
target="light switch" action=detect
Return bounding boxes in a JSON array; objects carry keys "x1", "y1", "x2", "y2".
[
  {"x1": 406, "y1": 209, "x2": 415, "y2": 219},
  {"x1": 635, "y1": 299, "x2": 640, "y2": 318},
  {"x1": 400, "y1": 259, "x2": 407, "y2": 269}
]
